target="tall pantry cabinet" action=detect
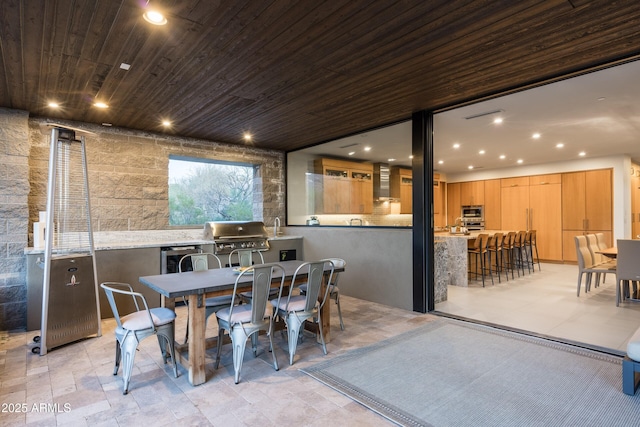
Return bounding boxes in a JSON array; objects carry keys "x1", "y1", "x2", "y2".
[
  {"x1": 633, "y1": 164, "x2": 640, "y2": 239},
  {"x1": 561, "y1": 169, "x2": 613, "y2": 262}
]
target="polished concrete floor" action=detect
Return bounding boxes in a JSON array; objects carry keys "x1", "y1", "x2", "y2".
[
  {"x1": 0, "y1": 297, "x2": 433, "y2": 426},
  {"x1": 435, "y1": 261, "x2": 640, "y2": 353}
]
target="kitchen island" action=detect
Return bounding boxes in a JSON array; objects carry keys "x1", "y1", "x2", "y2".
[{"x1": 434, "y1": 230, "x2": 508, "y2": 289}]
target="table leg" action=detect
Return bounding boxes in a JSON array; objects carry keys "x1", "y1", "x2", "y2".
[{"x1": 187, "y1": 294, "x2": 206, "y2": 386}]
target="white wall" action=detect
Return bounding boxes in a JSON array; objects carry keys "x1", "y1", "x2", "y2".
[{"x1": 446, "y1": 154, "x2": 632, "y2": 240}]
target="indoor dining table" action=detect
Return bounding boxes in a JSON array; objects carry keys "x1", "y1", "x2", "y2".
[
  {"x1": 596, "y1": 246, "x2": 618, "y2": 258},
  {"x1": 139, "y1": 259, "x2": 340, "y2": 386}
]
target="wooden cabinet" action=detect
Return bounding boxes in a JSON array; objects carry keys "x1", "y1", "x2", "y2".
[
  {"x1": 499, "y1": 174, "x2": 562, "y2": 261},
  {"x1": 390, "y1": 167, "x2": 412, "y2": 214},
  {"x1": 447, "y1": 182, "x2": 461, "y2": 225},
  {"x1": 460, "y1": 180, "x2": 484, "y2": 205},
  {"x1": 529, "y1": 178, "x2": 562, "y2": 261},
  {"x1": 434, "y1": 174, "x2": 446, "y2": 227},
  {"x1": 350, "y1": 168, "x2": 373, "y2": 214},
  {"x1": 561, "y1": 169, "x2": 613, "y2": 261},
  {"x1": 314, "y1": 158, "x2": 373, "y2": 214},
  {"x1": 484, "y1": 179, "x2": 501, "y2": 230}
]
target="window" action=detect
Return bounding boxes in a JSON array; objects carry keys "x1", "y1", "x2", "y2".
[{"x1": 169, "y1": 157, "x2": 254, "y2": 225}]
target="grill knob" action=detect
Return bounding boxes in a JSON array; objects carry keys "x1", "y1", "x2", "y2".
[{"x1": 241, "y1": 242, "x2": 247, "y2": 248}]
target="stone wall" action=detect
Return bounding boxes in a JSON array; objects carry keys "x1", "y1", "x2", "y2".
[
  {"x1": 1, "y1": 109, "x2": 285, "y2": 331},
  {"x1": 0, "y1": 109, "x2": 30, "y2": 331}
]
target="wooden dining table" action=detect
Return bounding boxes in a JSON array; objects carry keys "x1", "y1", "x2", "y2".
[
  {"x1": 596, "y1": 247, "x2": 618, "y2": 258},
  {"x1": 139, "y1": 260, "x2": 340, "y2": 386}
]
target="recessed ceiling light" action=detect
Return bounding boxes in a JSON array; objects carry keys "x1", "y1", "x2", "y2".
[
  {"x1": 532, "y1": 133, "x2": 541, "y2": 139},
  {"x1": 348, "y1": 151, "x2": 356, "y2": 156},
  {"x1": 48, "y1": 102, "x2": 59, "y2": 108},
  {"x1": 556, "y1": 143, "x2": 564, "y2": 148},
  {"x1": 143, "y1": 9, "x2": 167, "y2": 25},
  {"x1": 479, "y1": 149, "x2": 485, "y2": 155},
  {"x1": 364, "y1": 146, "x2": 371, "y2": 152},
  {"x1": 388, "y1": 158, "x2": 396, "y2": 162},
  {"x1": 517, "y1": 159, "x2": 524, "y2": 164},
  {"x1": 162, "y1": 120, "x2": 171, "y2": 127},
  {"x1": 499, "y1": 154, "x2": 506, "y2": 160},
  {"x1": 101, "y1": 123, "x2": 112, "y2": 127},
  {"x1": 468, "y1": 165, "x2": 474, "y2": 170},
  {"x1": 243, "y1": 132, "x2": 252, "y2": 142},
  {"x1": 438, "y1": 160, "x2": 444, "y2": 164},
  {"x1": 579, "y1": 151, "x2": 586, "y2": 157},
  {"x1": 120, "y1": 63, "x2": 131, "y2": 70},
  {"x1": 453, "y1": 143, "x2": 460, "y2": 149},
  {"x1": 493, "y1": 117, "x2": 503, "y2": 124},
  {"x1": 597, "y1": 97, "x2": 606, "y2": 101},
  {"x1": 94, "y1": 101, "x2": 108, "y2": 109},
  {"x1": 409, "y1": 155, "x2": 414, "y2": 159}
]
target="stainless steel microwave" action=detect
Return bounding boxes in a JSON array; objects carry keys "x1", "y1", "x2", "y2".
[{"x1": 461, "y1": 205, "x2": 483, "y2": 219}]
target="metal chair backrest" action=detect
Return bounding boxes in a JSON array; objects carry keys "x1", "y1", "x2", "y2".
[
  {"x1": 178, "y1": 252, "x2": 222, "y2": 272},
  {"x1": 277, "y1": 260, "x2": 335, "y2": 313},
  {"x1": 325, "y1": 258, "x2": 345, "y2": 289},
  {"x1": 228, "y1": 248, "x2": 265, "y2": 268},
  {"x1": 230, "y1": 264, "x2": 284, "y2": 324},
  {"x1": 616, "y1": 239, "x2": 640, "y2": 282},
  {"x1": 100, "y1": 282, "x2": 153, "y2": 331}
]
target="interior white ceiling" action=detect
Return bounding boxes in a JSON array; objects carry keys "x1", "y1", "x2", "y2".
[{"x1": 302, "y1": 59, "x2": 640, "y2": 173}]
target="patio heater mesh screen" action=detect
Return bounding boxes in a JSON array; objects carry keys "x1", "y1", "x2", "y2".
[{"x1": 38, "y1": 126, "x2": 101, "y2": 355}]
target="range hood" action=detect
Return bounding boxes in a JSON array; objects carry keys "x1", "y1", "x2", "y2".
[{"x1": 373, "y1": 163, "x2": 394, "y2": 201}]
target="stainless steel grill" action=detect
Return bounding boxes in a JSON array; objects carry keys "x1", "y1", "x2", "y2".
[{"x1": 204, "y1": 221, "x2": 270, "y2": 255}]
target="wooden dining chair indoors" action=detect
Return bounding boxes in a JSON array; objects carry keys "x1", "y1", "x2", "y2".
[
  {"x1": 513, "y1": 231, "x2": 528, "y2": 276},
  {"x1": 503, "y1": 231, "x2": 518, "y2": 279},
  {"x1": 615, "y1": 239, "x2": 640, "y2": 307},
  {"x1": 524, "y1": 230, "x2": 541, "y2": 272}
]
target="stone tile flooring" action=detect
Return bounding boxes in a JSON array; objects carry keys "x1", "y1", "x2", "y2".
[{"x1": 1, "y1": 296, "x2": 434, "y2": 426}]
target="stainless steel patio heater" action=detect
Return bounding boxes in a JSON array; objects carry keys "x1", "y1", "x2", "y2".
[{"x1": 36, "y1": 125, "x2": 101, "y2": 355}]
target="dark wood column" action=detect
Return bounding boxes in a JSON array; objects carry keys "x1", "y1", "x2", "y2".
[{"x1": 412, "y1": 110, "x2": 434, "y2": 313}]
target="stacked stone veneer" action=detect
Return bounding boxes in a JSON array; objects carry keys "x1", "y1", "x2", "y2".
[
  {"x1": 0, "y1": 109, "x2": 30, "y2": 330},
  {"x1": 1, "y1": 109, "x2": 285, "y2": 331}
]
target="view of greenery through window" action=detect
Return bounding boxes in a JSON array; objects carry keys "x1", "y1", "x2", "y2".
[{"x1": 168, "y1": 158, "x2": 254, "y2": 225}]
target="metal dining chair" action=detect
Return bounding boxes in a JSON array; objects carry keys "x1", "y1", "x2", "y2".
[
  {"x1": 178, "y1": 253, "x2": 232, "y2": 344},
  {"x1": 100, "y1": 282, "x2": 178, "y2": 394},
  {"x1": 271, "y1": 260, "x2": 335, "y2": 365},
  {"x1": 299, "y1": 258, "x2": 346, "y2": 331},
  {"x1": 214, "y1": 263, "x2": 283, "y2": 383}
]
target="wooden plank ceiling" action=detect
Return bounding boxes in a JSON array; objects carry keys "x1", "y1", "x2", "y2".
[{"x1": 1, "y1": 0, "x2": 640, "y2": 151}]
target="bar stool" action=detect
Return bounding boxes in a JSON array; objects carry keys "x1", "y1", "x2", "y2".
[
  {"x1": 524, "y1": 230, "x2": 541, "y2": 272},
  {"x1": 503, "y1": 231, "x2": 517, "y2": 279},
  {"x1": 513, "y1": 231, "x2": 529, "y2": 275},
  {"x1": 487, "y1": 232, "x2": 508, "y2": 283},
  {"x1": 468, "y1": 233, "x2": 494, "y2": 287}
]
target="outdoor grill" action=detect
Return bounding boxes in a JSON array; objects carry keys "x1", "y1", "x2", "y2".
[{"x1": 204, "y1": 221, "x2": 270, "y2": 256}]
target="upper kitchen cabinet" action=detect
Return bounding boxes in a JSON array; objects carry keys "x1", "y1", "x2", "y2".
[
  {"x1": 314, "y1": 158, "x2": 373, "y2": 214},
  {"x1": 460, "y1": 180, "x2": 484, "y2": 206},
  {"x1": 561, "y1": 169, "x2": 612, "y2": 261},
  {"x1": 390, "y1": 167, "x2": 412, "y2": 214},
  {"x1": 350, "y1": 167, "x2": 373, "y2": 214}
]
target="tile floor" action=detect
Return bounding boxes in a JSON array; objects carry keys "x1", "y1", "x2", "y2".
[
  {"x1": 2, "y1": 263, "x2": 638, "y2": 426},
  {"x1": 435, "y1": 262, "x2": 640, "y2": 353},
  {"x1": 0, "y1": 297, "x2": 434, "y2": 426}
]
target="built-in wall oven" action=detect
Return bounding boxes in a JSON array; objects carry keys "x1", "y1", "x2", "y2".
[{"x1": 461, "y1": 205, "x2": 485, "y2": 230}]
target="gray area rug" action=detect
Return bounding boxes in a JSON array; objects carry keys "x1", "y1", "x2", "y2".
[{"x1": 302, "y1": 319, "x2": 640, "y2": 427}]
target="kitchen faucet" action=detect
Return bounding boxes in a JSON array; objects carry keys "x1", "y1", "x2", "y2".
[{"x1": 274, "y1": 217, "x2": 281, "y2": 237}]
